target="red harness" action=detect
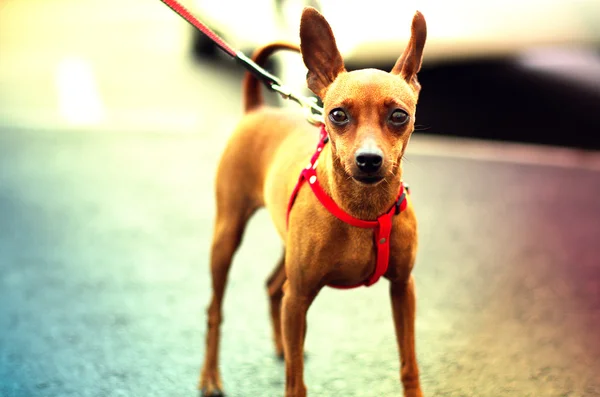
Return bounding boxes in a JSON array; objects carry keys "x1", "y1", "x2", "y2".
[{"x1": 286, "y1": 125, "x2": 409, "y2": 289}]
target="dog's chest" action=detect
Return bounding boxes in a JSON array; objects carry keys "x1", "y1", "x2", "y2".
[
  {"x1": 324, "y1": 231, "x2": 376, "y2": 285},
  {"x1": 322, "y1": 222, "x2": 411, "y2": 285}
]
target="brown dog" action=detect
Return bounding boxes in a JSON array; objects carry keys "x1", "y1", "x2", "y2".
[{"x1": 199, "y1": 7, "x2": 427, "y2": 397}]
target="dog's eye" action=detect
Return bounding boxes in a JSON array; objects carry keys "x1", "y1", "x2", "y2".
[
  {"x1": 329, "y1": 108, "x2": 349, "y2": 125},
  {"x1": 389, "y1": 109, "x2": 409, "y2": 126}
]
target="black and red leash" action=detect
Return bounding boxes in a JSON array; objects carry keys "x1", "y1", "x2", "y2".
[{"x1": 158, "y1": 0, "x2": 324, "y2": 125}]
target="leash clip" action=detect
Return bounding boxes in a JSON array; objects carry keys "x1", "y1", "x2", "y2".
[
  {"x1": 237, "y1": 53, "x2": 324, "y2": 126},
  {"x1": 271, "y1": 84, "x2": 324, "y2": 126}
]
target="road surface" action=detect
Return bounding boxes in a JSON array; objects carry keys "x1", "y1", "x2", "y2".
[{"x1": 1, "y1": 1, "x2": 599, "y2": 396}]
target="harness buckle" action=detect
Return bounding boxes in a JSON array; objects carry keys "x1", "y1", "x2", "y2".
[{"x1": 394, "y1": 192, "x2": 406, "y2": 215}]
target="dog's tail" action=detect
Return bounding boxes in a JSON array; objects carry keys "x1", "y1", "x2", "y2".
[{"x1": 243, "y1": 42, "x2": 300, "y2": 113}]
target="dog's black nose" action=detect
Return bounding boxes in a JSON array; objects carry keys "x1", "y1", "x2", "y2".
[{"x1": 355, "y1": 152, "x2": 383, "y2": 173}]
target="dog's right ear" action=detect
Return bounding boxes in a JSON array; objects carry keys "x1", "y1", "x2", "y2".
[{"x1": 300, "y1": 7, "x2": 346, "y2": 98}]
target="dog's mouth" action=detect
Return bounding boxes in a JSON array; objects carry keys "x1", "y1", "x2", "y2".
[{"x1": 352, "y1": 175, "x2": 384, "y2": 185}]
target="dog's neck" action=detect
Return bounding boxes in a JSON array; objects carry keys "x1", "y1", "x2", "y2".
[{"x1": 317, "y1": 143, "x2": 402, "y2": 221}]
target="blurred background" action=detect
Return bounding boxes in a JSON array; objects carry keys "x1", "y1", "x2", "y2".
[
  {"x1": 190, "y1": 0, "x2": 600, "y2": 149},
  {"x1": 1, "y1": 0, "x2": 600, "y2": 396}
]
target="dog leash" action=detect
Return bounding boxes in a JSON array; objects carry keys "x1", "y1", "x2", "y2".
[{"x1": 158, "y1": 0, "x2": 324, "y2": 125}]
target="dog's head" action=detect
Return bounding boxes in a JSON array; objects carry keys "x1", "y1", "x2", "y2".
[{"x1": 300, "y1": 8, "x2": 426, "y2": 185}]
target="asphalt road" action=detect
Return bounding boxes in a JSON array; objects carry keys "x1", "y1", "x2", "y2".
[
  {"x1": 2, "y1": 125, "x2": 600, "y2": 397},
  {"x1": 1, "y1": 1, "x2": 600, "y2": 396}
]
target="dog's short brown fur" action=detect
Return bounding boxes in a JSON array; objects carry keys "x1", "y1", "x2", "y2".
[{"x1": 200, "y1": 7, "x2": 427, "y2": 397}]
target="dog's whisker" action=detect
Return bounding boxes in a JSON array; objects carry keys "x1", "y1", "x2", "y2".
[{"x1": 414, "y1": 124, "x2": 432, "y2": 132}]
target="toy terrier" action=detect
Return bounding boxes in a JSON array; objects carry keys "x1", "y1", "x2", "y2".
[{"x1": 200, "y1": 7, "x2": 427, "y2": 397}]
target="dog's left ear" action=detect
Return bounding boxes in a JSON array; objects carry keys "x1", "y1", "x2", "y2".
[
  {"x1": 300, "y1": 7, "x2": 346, "y2": 98},
  {"x1": 391, "y1": 11, "x2": 427, "y2": 90}
]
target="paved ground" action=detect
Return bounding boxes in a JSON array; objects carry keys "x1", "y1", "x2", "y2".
[
  {"x1": 1, "y1": 1, "x2": 600, "y2": 396},
  {"x1": 2, "y1": 126, "x2": 600, "y2": 397}
]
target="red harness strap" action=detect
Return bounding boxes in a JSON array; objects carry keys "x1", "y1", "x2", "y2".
[{"x1": 286, "y1": 125, "x2": 409, "y2": 289}]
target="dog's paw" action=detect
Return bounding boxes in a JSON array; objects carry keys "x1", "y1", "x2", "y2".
[
  {"x1": 199, "y1": 371, "x2": 224, "y2": 397},
  {"x1": 200, "y1": 386, "x2": 224, "y2": 397}
]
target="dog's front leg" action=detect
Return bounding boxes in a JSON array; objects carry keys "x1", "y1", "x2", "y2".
[
  {"x1": 281, "y1": 280, "x2": 317, "y2": 397},
  {"x1": 390, "y1": 275, "x2": 423, "y2": 397}
]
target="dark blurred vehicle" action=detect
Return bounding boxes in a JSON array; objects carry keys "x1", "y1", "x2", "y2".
[{"x1": 188, "y1": 0, "x2": 600, "y2": 149}]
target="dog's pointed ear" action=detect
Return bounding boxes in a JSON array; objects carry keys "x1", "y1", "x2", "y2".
[
  {"x1": 391, "y1": 11, "x2": 427, "y2": 88},
  {"x1": 300, "y1": 7, "x2": 346, "y2": 98}
]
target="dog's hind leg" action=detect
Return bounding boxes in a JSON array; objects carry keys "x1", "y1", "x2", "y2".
[
  {"x1": 266, "y1": 251, "x2": 286, "y2": 359},
  {"x1": 199, "y1": 197, "x2": 257, "y2": 397}
]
